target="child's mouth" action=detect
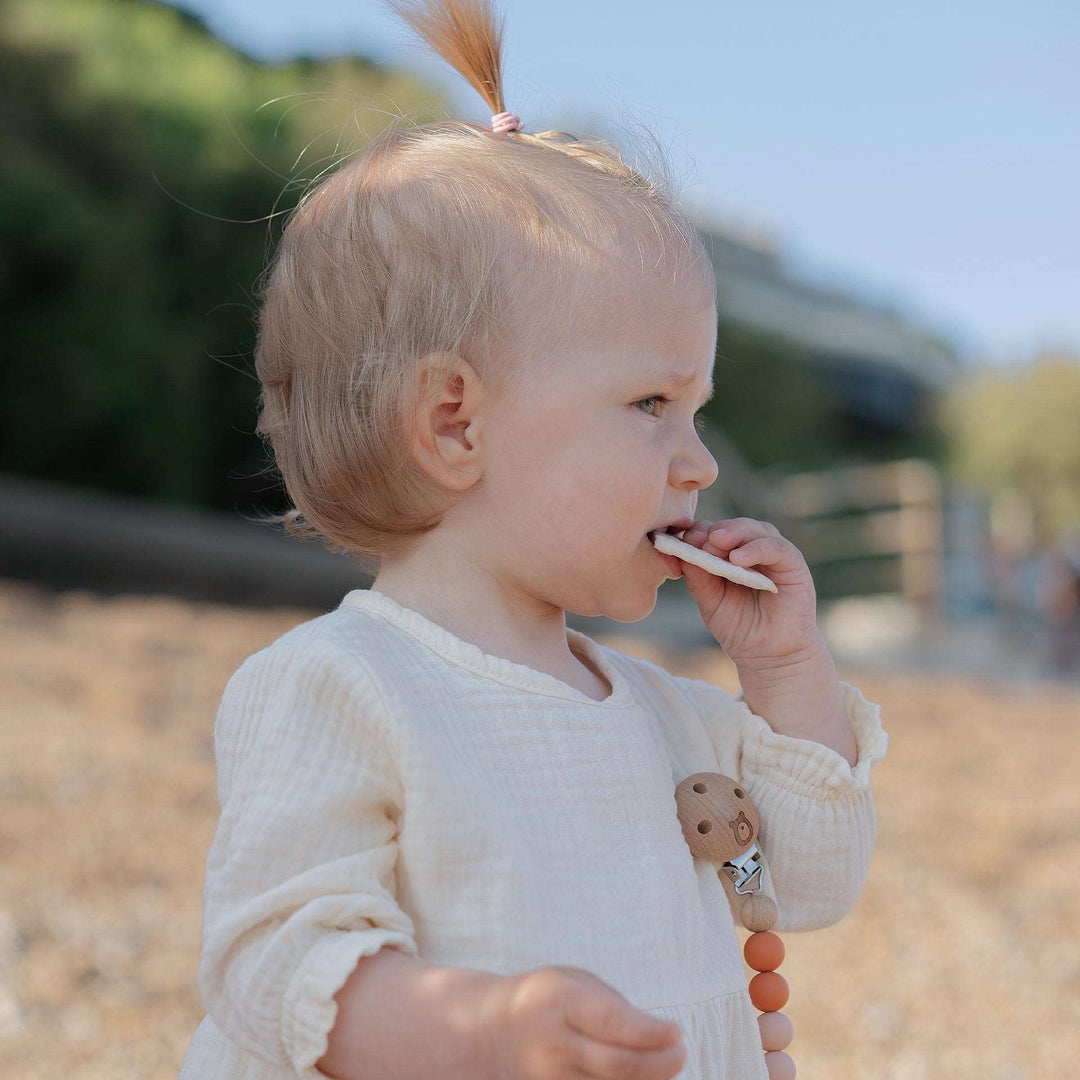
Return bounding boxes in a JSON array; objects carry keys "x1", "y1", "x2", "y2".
[{"x1": 646, "y1": 524, "x2": 687, "y2": 543}]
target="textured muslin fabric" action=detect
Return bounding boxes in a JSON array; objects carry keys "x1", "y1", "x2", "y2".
[{"x1": 179, "y1": 586, "x2": 888, "y2": 1080}]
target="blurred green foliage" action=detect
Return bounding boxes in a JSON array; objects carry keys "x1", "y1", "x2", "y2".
[
  {"x1": 0, "y1": 0, "x2": 439, "y2": 509},
  {"x1": 938, "y1": 351, "x2": 1080, "y2": 542}
]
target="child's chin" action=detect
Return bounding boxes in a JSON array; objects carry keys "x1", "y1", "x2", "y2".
[
  {"x1": 602, "y1": 587, "x2": 660, "y2": 624},
  {"x1": 645, "y1": 534, "x2": 683, "y2": 579}
]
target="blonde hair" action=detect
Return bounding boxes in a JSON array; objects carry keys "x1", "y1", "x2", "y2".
[{"x1": 253, "y1": 0, "x2": 715, "y2": 573}]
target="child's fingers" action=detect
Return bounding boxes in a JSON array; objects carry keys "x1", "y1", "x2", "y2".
[
  {"x1": 706, "y1": 517, "x2": 781, "y2": 548},
  {"x1": 726, "y1": 535, "x2": 797, "y2": 572},
  {"x1": 679, "y1": 521, "x2": 715, "y2": 547},
  {"x1": 565, "y1": 1026, "x2": 687, "y2": 1079},
  {"x1": 564, "y1": 992, "x2": 681, "y2": 1050},
  {"x1": 682, "y1": 519, "x2": 780, "y2": 564}
]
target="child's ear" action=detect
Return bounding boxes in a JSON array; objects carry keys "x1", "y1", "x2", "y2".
[{"x1": 410, "y1": 353, "x2": 485, "y2": 491}]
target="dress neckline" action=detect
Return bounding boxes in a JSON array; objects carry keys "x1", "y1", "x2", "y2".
[{"x1": 337, "y1": 587, "x2": 636, "y2": 709}]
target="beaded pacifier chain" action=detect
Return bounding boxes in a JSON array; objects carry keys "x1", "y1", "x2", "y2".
[{"x1": 674, "y1": 772, "x2": 796, "y2": 1080}]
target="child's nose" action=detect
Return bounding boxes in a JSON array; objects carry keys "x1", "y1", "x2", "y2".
[{"x1": 674, "y1": 438, "x2": 718, "y2": 491}]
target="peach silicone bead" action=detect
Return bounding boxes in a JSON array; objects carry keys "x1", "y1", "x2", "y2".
[
  {"x1": 744, "y1": 931, "x2": 785, "y2": 972},
  {"x1": 764, "y1": 1050, "x2": 796, "y2": 1079},
  {"x1": 757, "y1": 1010, "x2": 794, "y2": 1051},
  {"x1": 749, "y1": 971, "x2": 789, "y2": 1012}
]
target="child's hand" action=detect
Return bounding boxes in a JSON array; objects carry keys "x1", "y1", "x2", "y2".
[
  {"x1": 676, "y1": 517, "x2": 821, "y2": 667},
  {"x1": 483, "y1": 965, "x2": 686, "y2": 1080}
]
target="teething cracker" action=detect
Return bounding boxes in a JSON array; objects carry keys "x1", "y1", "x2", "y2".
[{"x1": 652, "y1": 532, "x2": 778, "y2": 593}]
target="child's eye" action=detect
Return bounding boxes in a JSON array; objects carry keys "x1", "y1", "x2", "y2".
[
  {"x1": 635, "y1": 394, "x2": 710, "y2": 434},
  {"x1": 634, "y1": 394, "x2": 671, "y2": 417}
]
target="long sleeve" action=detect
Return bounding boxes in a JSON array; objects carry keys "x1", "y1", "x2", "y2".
[
  {"x1": 198, "y1": 634, "x2": 419, "y2": 1077},
  {"x1": 672, "y1": 674, "x2": 888, "y2": 933}
]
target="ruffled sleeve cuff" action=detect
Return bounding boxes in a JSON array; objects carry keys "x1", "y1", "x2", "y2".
[
  {"x1": 283, "y1": 927, "x2": 419, "y2": 1077},
  {"x1": 734, "y1": 679, "x2": 889, "y2": 798}
]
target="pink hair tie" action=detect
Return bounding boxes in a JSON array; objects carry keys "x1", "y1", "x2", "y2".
[{"x1": 490, "y1": 111, "x2": 523, "y2": 134}]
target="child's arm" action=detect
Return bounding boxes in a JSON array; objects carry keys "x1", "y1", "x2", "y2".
[
  {"x1": 673, "y1": 519, "x2": 889, "y2": 931},
  {"x1": 737, "y1": 636, "x2": 857, "y2": 767},
  {"x1": 731, "y1": 674, "x2": 886, "y2": 932},
  {"x1": 316, "y1": 948, "x2": 504, "y2": 1080},
  {"x1": 198, "y1": 636, "x2": 421, "y2": 1077},
  {"x1": 673, "y1": 667, "x2": 888, "y2": 933},
  {"x1": 318, "y1": 949, "x2": 688, "y2": 1080}
]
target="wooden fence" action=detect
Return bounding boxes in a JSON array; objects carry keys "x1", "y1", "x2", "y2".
[{"x1": 697, "y1": 431, "x2": 944, "y2": 610}]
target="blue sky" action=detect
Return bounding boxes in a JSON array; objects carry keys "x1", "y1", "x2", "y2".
[{"x1": 178, "y1": 0, "x2": 1077, "y2": 369}]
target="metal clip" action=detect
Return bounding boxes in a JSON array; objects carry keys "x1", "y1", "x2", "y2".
[{"x1": 721, "y1": 842, "x2": 765, "y2": 895}]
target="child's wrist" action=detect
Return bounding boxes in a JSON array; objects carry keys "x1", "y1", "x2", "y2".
[
  {"x1": 735, "y1": 637, "x2": 858, "y2": 767},
  {"x1": 317, "y1": 947, "x2": 507, "y2": 1080}
]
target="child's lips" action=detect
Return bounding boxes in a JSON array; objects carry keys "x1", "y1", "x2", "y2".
[
  {"x1": 646, "y1": 519, "x2": 694, "y2": 543},
  {"x1": 646, "y1": 531, "x2": 686, "y2": 577}
]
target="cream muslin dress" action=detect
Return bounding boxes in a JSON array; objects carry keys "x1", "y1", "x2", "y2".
[{"x1": 179, "y1": 587, "x2": 888, "y2": 1079}]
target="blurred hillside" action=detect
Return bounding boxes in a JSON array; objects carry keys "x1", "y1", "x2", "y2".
[{"x1": 0, "y1": 0, "x2": 439, "y2": 513}]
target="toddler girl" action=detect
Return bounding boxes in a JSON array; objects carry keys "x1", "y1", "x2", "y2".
[{"x1": 179, "y1": 1, "x2": 889, "y2": 1077}]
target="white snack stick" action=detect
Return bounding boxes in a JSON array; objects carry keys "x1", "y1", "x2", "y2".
[{"x1": 652, "y1": 531, "x2": 779, "y2": 593}]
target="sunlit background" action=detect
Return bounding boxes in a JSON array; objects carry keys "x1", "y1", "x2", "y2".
[{"x1": 1, "y1": 1, "x2": 1077, "y2": 1077}]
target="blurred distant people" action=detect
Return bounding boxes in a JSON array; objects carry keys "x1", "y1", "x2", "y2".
[
  {"x1": 983, "y1": 488, "x2": 1079, "y2": 677},
  {"x1": 1034, "y1": 530, "x2": 1080, "y2": 675},
  {"x1": 986, "y1": 488, "x2": 1037, "y2": 646}
]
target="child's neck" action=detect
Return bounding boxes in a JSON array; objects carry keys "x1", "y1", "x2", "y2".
[{"x1": 370, "y1": 560, "x2": 612, "y2": 701}]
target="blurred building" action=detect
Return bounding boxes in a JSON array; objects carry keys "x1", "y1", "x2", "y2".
[{"x1": 696, "y1": 221, "x2": 961, "y2": 442}]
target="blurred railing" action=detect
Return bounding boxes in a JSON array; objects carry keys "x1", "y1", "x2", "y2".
[
  {"x1": 698, "y1": 430, "x2": 944, "y2": 610},
  {"x1": 0, "y1": 471, "x2": 369, "y2": 609},
  {"x1": 778, "y1": 459, "x2": 943, "y2": 610},
  {"x1": 1, "y1": 448, "x2": 945, "y2": 614}
]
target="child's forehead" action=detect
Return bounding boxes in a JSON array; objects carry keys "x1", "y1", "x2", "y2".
[
  {"x1": 568, "y1": 262, "x2": 715, "y2": 340},
  {"x1": 504, "y1": 249, "x2": 715, "y2": 391},
  {"x1": 603, "y1": 270, "x2": 715, "y2": 342},
  {"x1": 606, "y1": 252, "x2": 711, "y2": 302},
  {"x1": 544, "y1": 286, "x2": 717, "y2": 386}
]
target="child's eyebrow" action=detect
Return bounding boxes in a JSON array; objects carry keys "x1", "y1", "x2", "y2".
[{"x1": 655, "y1": 368, "x2": 715, "y2": 405}]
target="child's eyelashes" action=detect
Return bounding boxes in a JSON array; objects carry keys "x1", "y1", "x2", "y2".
[
  {"x1": 634, "y1": 395, "x2": 709, "y2": 433},
  {"x1": 634, "y1": 394, "x2": 670, "y2": 416}
]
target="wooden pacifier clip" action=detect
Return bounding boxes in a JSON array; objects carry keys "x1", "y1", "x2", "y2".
[{"x1": 674, "y1": 772, "x2": 796, "y2": 1080}]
